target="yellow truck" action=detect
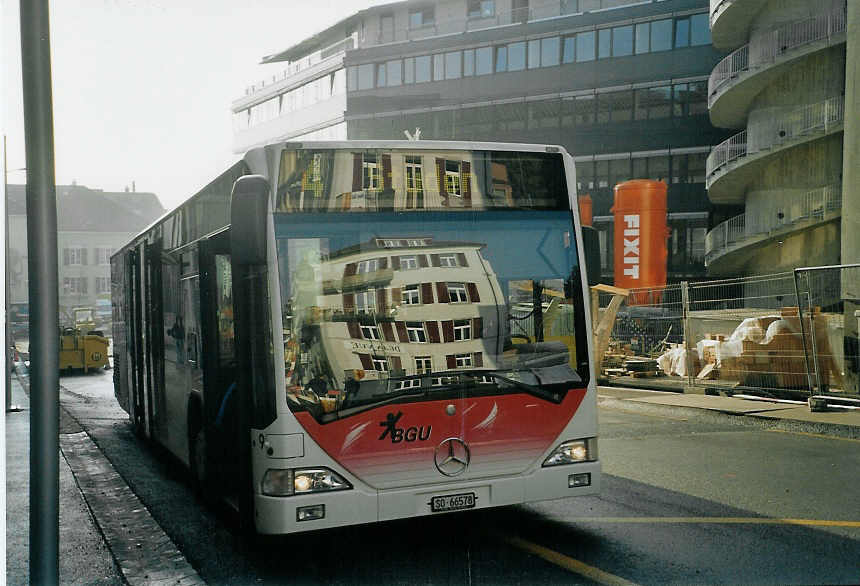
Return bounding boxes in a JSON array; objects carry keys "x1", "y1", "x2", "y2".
[{"x1": 59, "y1": 308, "x2": 110, "y2": 373}]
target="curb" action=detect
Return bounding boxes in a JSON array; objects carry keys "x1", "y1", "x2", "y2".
[{"x1": 597, "y1": 396, "x2": 860, "y2": 440}]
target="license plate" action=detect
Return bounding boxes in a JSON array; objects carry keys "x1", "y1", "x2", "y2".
[{"x1": 429, "y1": 492, "x2": 477, "y2": 512}]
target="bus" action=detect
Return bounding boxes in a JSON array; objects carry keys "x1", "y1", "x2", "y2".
[{"x1": 111, "y1": 140, "x2": 601, "y2": 534}]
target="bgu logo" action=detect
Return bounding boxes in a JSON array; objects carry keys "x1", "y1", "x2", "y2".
[
  {"x1": 623, "y1": 214, "x2": 640, "y2": 279},
  {"x1": 378, "y1": 411, "x2": 432, "y2": 444}
]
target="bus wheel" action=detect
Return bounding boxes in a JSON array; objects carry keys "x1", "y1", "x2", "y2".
[{"x1": 189, "y1": 427, "x2": 207, "y2": 487}]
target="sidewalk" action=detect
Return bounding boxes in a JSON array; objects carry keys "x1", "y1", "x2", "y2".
[
  {"x1": 5, "y1": 374, "x2": 124, "y2": 585},
  {"x1": 598, "y1": 385, "x2": 860, "y2": 439}
]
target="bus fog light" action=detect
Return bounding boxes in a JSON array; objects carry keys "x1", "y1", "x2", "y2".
[
  {"x1": 262, "y1": 469, "x2": 294, "y2": 496},
  {"x1": 543, "y1": 438, "x2": 597, "y2": 467},
  {"x1": 296, "y1": 504, "x2": 325, "y2": 522},
  {"x1": 569, "y1": 473, "x2": 591, "y2": 488}
]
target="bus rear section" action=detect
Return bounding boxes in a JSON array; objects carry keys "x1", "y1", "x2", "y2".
[{"x1": 237, "y1": 144, "x2": 600, "y2": 534}]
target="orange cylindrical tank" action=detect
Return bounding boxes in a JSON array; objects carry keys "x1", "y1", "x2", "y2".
[
  {"x1": 577, "y1": 194, "x2": 592, "y2": 227},
  {"x1": 611, "y1": 180, "x2": 668, "y2": 304}
]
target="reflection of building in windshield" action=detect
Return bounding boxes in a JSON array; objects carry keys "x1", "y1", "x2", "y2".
[
  {"x1": 274, "y1": 149, "x2": 562, "y2": 213},
  {"x1": 290, "y1": 236, "x2": 506, "y2": 397}
]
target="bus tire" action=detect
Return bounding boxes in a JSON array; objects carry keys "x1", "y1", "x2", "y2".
[{"x1": 189, "y1": 426, "x2": 207, "y2": 490}]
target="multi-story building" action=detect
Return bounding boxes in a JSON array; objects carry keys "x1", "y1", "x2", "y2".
[
  {"x1": 703, "y1": 0, "x2": 852, "y2": 277},
  {"x1": 6, "y1": 183, "x2": 164, "y2": 324},
  {"x1": 232, "y1": 0, "x2": 733, "y2": 284},
  {"x1": 293, "y1": 237, "x2": 504, "y2": 392}
]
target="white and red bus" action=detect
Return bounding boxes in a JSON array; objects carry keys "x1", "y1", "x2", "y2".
[{"x1": 111, "y1": 140, "x2": 600, "y2": 534}]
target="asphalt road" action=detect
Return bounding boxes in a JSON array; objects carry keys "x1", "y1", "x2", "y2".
[{"x1": 56, "y1": 370, "x2": 860, "y2": 585}]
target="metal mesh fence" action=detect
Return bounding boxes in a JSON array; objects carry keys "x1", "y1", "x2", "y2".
[{"x1": 595, "y1": 267, "x2": 860, "y2": 399}]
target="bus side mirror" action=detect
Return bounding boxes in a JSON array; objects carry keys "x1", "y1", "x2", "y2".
[
  {"x1": 581, "y1": 226, "x2": 601, "y2": 286},
  {"x1": 231, "y1": 175, "x2": 271, "y2": 265}
]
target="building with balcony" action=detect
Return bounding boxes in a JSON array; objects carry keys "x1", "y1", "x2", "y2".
[
  {"x1": 704, "y1": 0, "x2": 856, "y2": 277},
  {"x1": 232, "y1": 0, "x2": 733, "y2": 285}
]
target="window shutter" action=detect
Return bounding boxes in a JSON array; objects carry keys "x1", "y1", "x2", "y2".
[
  {"x1": 82, "y1": 248, "x2": 88, "y2": 266},
  {"x1": 376, "y1": 289, "x2": 387, "y2": 313},
  {"x1": 457, "y1": 253, "x2": 468, "y2": 267},
  {"x1": 382, "y1": 322, "x2": 396, "y2": 342},
  {"x1": 426, "y1": 321, "x2": 441, "y2": 343},
  {"x1": 63, "y1": 249, "x2": 70, "y2": 266},
  {"x1": 391, "y1": 256, "x2": 401, "y2": 270},
  {"x1": 473, "y1": 352, "x2": 483, "y2": 367},
  {"x1": 352, "y1": 154, "x2": 363, "y2": 191},
  {"x1": 81, "y1": 278, "x2": 88, "y2": 294},
  {"x1": 382, "y1": 154, "x2": 392, "y2": 190},
  {"x1": 436, "y1": 282, "x2": 449, "y2": 303},
  {"x1": 390, "y1": 355, "x2": 402, "y2": 373},
  {"x1": 442, "y1": 320, "x2": 454, "y2": 343},
  {"x1": 446, "y1": 355, "x2": 456, "y2": 369},
  {"x1": 435, "y1": 158, "x2": 448, "y2": 206},
  {"x1": 466, "y1": 282, "x2": 480, "y2": 302},
  {"x1": 461, "y1": 161, "x2": 471, "y2": 207},
  {"x1": 378, "y1": 256, "x2": 388, "y2": 270},
  {"x1": 418, "y1": 254, "x2": 429, "y2": 268},
  {"x1": 344, "y1": 263, "x2": 357, "y2": 277},
  {"x1": 358, "y1": 353, "x2": 373, "y2": 370},
  {"x1": 343, "y1": 293, "x2": 355, "y2": 313},
  {"x1": 420, "y1": 283, "x2": 434, "y2": 304},
  {"x1": 430, "y1": 254, "x2": 441, "y2": 267},
  {"x1": 347, "y1": 321, "x2": 362, "y2": 339},
  {"x1": 472, "y1": 317, "x2": 483, "y2": 339},
  {"x1": 395, "y1": 321, "x2": 409, "y2": 343},
  {"x1": 391, "y1": 287, "x2": 402, "y2": 304},
  {"x1": 341, "y1": 192, "x2": 352, "y2": 210}
]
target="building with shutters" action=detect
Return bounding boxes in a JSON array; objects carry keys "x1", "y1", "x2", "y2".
[
  {"x1": 233, "y1": 0, "x2": 734, "y2": 284},
  {"x1": 288, "y1": 236, "x2": 504, "y2": 390},
  {"x1": 6, "y1": 183, "x2": 164, "y2": 322}
]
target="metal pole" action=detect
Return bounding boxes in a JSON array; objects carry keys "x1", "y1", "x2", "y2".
[
  {"x1": 4, "y1": 135, "x2": 12, "y2": 411},
  {"x1": 793, "y1": 270, "x2": 815, "y2": 395},
  {"x1": 681, "y1": 281, "x2": 694, "y2": 388},
  {"x1": 806, "y1": 272, "x2": 824, "y2": 393},
  {"x1": 20, "y1": 0, "x2": 60, "y2": 581}
]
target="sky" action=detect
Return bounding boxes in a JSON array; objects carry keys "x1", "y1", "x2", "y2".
[{"x1": 2, "y1": 0, "x2": 393, "y2": 211}]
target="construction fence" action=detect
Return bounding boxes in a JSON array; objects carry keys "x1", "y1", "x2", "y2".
[{"x1": 594, "y1": 264, "x2": 860, "y2": 398}]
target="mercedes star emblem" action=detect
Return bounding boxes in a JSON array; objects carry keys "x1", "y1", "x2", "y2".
[{"x1": 434, "y1": 437, "x2": 471, "y2": 476}]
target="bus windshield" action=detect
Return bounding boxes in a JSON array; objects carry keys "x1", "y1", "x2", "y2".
[{"x1": 274, "y1": 148, "x2": 587, "y2": 422}]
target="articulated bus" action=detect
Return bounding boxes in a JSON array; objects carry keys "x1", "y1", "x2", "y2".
[{"x1": 111, "y1": 140, "x2": 600, "y2": 534}]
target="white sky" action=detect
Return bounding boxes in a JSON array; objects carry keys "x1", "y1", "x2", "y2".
[{"x1": 2, "y1": 0, "x2": 392, "y2": 211}]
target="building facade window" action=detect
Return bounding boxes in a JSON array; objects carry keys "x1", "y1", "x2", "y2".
[
  {"x1": 371, "y1": 356, "x2": 389, "y2": 371},
  {"x1": 445, "y1": 51, "x2": 461, "y2": 79},
  {"x1": 438, "y1": 253, "x2": 458, "y2": 267},
  {"x1": 356, "y1": 290, "x2": 376, "y2": 313},
  {"x1": 508, "y1": 41, "x2": 526, "y2": 71},
  {"x1": 387, "y1": 60, "x2": 402, "y2": 86},
  {"x1": 95, "y1": 247, "x2": 114, "y2": 265},
  {"x1": 63, "y1": 277, "x2": 87, "y2": 294},
  {"x1": 357, "y1": 258, "x2": 379, "y2": 274},
  {"x1": 447, "y1": 282, "x2": 468, "y2": 303},
  {"x1": 95, "y1": 276, "x2": 110, "y2": 294},
  {"x1": 361, "y1": 324, "x2": 382, "y2": 340},
  {"x1": 402, "y1": 284, "x2": 420, "y2": 304},
  {"x1": 415, "y1": 356, "x2": 432, "y2": 374},
  {"x1": 409, "y1": 6, "x2": 434, "y2": 28},
  {"x1": 63, "y1": 247, "x2": 87, "y2": 266},
  {"x1": 407, "y1": 322, "x2": 427, "y2": 343},
  {"x1": 454, "y1": 353, "x2": 472, "y2": 368},
  {"x1": 476, "y1": 47, "x2": 493, "y2": 75},
  {"x1": 467, "y1": 0, "x2": 495, "y2": 19},
  {"x1": 453, "y1": 319, "x2": 472, "y2": 341},
  {"x1": 400, "y1": 256, "x2": 419, "y2": 270},
  {"x1": 445, "y1": 160, "x2": 462, "y2": 196},
  {"x1": 415, "y1": 55, "x2": 431, "y2": 83},
  {"x1": 576, "y1": 31, "x2": 595, "y2": 62}
]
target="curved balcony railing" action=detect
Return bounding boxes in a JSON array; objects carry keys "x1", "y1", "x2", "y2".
[
  {"x1": 708, "y1": 7, "x2": 846, "y2": 105},
  {"x1": 706, "y1": 94, "x2": 844, "y2": 182},
  {"x1": 705, "y1": 184, "x2": 842, "y2": 263}
]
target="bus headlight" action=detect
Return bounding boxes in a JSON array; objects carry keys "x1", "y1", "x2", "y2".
[
  {"x1": 262, "y1": 467, "x2": 352, "y2": 497},
  {"x1": 542, "y1": 438, "x2": 597, "y2": 467}
]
